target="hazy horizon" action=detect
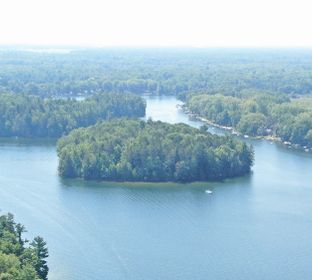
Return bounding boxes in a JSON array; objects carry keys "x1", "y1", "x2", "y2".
[{"x1": 1, "y1": 0, "x2": 312, "y2": 48}]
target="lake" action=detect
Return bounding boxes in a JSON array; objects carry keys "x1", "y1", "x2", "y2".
[{"x1": 0, "y1": 95, "x2": 312, "y2": 280}]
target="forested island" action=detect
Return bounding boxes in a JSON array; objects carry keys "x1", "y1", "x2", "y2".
[
  {"x1": 0, "y1": 213, "x2": 48, "y2": 280},
  {"x1": 186, "y1": 93, "x2": 312, "y2": 148},
  {"x1": 0, "y1": 92, "x2": 145, "y2": 137},
  {"x1": 57, "y1": 119, "x2": 254, "y2": 182}
]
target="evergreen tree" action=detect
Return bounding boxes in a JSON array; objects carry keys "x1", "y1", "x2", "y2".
[{"x1": 30, "y1": 237, "x2": 49, "y2": 280}]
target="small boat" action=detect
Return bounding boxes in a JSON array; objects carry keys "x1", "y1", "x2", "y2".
[{"x1": 205, "y1": 190, "x2": 213, "y2": 194}]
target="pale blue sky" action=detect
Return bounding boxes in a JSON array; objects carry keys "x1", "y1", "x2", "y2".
[{"x1": 0, "y1": 0, "x2": 311, "y2": 47}]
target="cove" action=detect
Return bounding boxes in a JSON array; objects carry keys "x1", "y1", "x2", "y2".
[{"x1": 0, "y1": 95, "x2": 312, "y2": 280}]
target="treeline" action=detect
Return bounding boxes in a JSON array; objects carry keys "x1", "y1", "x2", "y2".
[
  {"x1": 0, "y1": 92, "x2": 146, "y2": 137},
  {"x1": 57, "y1": 119, "x2": 254, "y2": 182},
  {"x1": 2, "y1": 47, "x2": 312, "y2": 148},
  {"x1": 1, "y1": 49, "x2": 312, "y2": 97},
  {"x1": 186, "y1": 93, "x2": 312, "y2": 147},
  {"x1": 0, "y1": 213, "x2": 48, "y2": 280}
]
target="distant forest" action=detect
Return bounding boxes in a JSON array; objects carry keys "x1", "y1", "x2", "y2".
[
  {"x1": 186, "y1": 93, "x2": 312, "y2": 147},
  {"x1": 0, "y1": 48, "x2": 311, "y2": 148},
  {"x1": 0, "y1": 92, "x2": 145, "y2": 137},
  {"x1": 1, "y1": 48, "x2": 312, "y2": 97}
]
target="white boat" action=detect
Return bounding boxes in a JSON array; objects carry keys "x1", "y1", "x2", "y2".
[{"x1": 205, "y1": 190, "x2": 213, "y2": 194}]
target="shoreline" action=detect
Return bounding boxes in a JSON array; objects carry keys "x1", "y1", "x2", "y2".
[{"x1": 181, "y1": 104, "x2": 311, "y2": 153}]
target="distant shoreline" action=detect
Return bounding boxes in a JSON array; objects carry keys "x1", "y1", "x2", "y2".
[{"x1": 181, "y1": 104, "x2": 311, "y2": 153}]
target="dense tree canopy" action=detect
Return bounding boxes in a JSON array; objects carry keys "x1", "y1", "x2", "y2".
[
  {"x1": 57, "y1": 119, "x2": 254, "y2": 182},
  {"x1": 0, "y1": 213, "x2": 48, "y2": 280},
  {"x1": 1, "y1": 48, "x2": 312, "y2": 147},
  {"x1": 1, "y1": 48, "x2": 312, "y2": 98},
  {"x1": 186, "y1": 93, "x2": 312, "y2": 147},
  {"x1": 0, "y1": 92, "x2": 146, "y2": 137},
  {"x1": 1, "y1": 47, "x2": 311, "y2": 148}
]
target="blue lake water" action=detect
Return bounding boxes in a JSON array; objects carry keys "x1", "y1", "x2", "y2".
[{"x1": 0, "y1": 95, "x2": 311, "y2": 280}]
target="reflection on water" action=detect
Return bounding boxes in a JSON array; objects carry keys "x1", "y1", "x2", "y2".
[{"x1": 0, "y1": 96, "x2": 311, "y2": 280}]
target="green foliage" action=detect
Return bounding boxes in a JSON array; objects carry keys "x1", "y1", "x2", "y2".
[
  {"x1": 30, "y1": 237, "x2": 48, "y2": 280},
  {"x1": 187, "y1": 93, "x2": 312, "y2": 146},
  {"x1": 1, "y1": 49, "x2": 312, "y2": 98},
  {"x1": 0, "y1": 92, "x2": 146, "y2": 137},
  {"x1": 0, "y1": 214, "x2": 48, "y2": 280},
  {"x1": 188, "y1": 94, "x2": 242, "y2": 126},
  {"x1": 1, "y1": 48, "x2": 312, "y2": 146},
  {"x1": 237, "y1": 113, "x2": 267, "y2": 136},
  {"x1": 57, "y1": 119, "x2": 254, "y2": 182},
  {"x1": 305, "y1": 129, "x2": 312, "y2": 146}
]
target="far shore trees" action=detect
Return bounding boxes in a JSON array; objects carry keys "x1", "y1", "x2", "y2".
[{"x1": 0, "y1": 93, "x2": 146, "y2": 138}]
